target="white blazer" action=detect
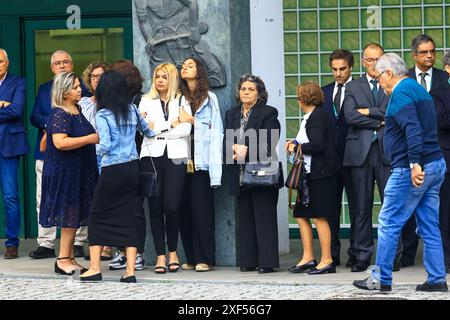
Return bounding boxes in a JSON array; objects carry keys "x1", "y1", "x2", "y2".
[{"x1": 138, "y1": 96, "x2": 192, "y2": 159}]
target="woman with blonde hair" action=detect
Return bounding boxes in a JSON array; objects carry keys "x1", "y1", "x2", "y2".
[
  {"x1": 138, "y1": 63, "x2": 192, "y2": 273},
  {"x1": 39, "y1": 72, "x2": 99, "y2": 275}
]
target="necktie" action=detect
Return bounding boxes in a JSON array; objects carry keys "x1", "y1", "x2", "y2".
[
  {"x1": 333, "y1": 83, "x2": 343, "y2": 115},
  {"x1": 419, "y1": 72, "x2": 428, "y2": 91},
  {"x1": 370, "y1": 79, "x2": 378, "y2": 104}
]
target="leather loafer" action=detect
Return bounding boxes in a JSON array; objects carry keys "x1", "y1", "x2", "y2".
[
  {"x1": 258, "y1": 268, "x2": 274, "y2": 274},
  {"x1": 240, "y1": 267, "x2": 256, "y2": 272},
  {"x1": 195, "y1": 263, "x2": 213, "y2": 272},
  {"x1": 288, "y1": 260, "x2": 317, "y2": 273},
  {"x1": 353, "y1": 277, "x2": 392, "y2": 292},
  {"x1": 4, "y1": 246, "x2": 18, "y2": 259},
  {"x1": 29, "y1": 246, "x2": 56, "y2": 259},
  {"x1": 307, "y1": 263, "x2": 336, "y2": 275},
  {"x1": 416, "y1": 281, "x2": 448, "y2": 292},
  {"x1": 120, "y1": 275, "x2": 137, "y2": 283}
]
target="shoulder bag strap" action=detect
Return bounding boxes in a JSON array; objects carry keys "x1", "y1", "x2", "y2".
[{"x1": 133, "y1": 105, "x2": 157, "y2": 175}]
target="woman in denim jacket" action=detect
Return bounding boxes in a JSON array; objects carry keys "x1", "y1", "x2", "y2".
[
  {"x1": 80, "y1": 71, "x2": 154, "y2": 283},
  {"x1": 178, "y1": 57, "x2": 223, "y2": 272}
]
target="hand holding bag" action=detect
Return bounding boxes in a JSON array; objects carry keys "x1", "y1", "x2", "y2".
[
  {"x1": 133, "y1": 106, "x2": 159, "y2": 198},
  {"x1": 285, "y1": 144, "x2": 310, "y2": 209},
  {"x1": 241, "y1": 143, "x2": 282, "y2": 188}
]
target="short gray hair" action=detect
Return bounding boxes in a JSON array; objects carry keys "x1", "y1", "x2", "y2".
[
  {"x1": 0, "y1": 48, "x2": 8, "y2": 61},
  {"x1": 444, "y1": 50, "x2": 450, "y2": 67},
  {"x1": 374, "y1": 53, "x2": 409, "y2": 77},
  {"x1": 51, "y1": 72, "x2": 78, "y2": 113},
  {"x1": 50, "y1": 50, "x2": 72, "y2": 64}
]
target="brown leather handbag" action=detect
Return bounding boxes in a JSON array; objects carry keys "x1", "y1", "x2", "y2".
[{"x1": 285, "y1": 145, "x2": 309, "y2": 209}]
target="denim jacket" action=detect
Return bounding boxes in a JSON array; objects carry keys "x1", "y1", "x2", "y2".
[
  {"x1": 181, "y1": 92, "x2": 223, "y2": 187},
  {"x1": 96, "y1": 104, "x2": 155, "y2": 167}
]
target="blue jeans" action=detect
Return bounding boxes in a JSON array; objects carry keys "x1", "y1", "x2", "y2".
[
  {"x1": 0, "y1": 155, "x2": 21, "y2": 248},
  {"x1": 373, "y1": 158, "x2": 447, "y2": 285}
]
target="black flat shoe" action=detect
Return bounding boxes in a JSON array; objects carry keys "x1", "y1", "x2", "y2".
[
  {"x1": 240, "y1": 267, "x2": 257, "y2": 272},
  {"x1": 307, "y1": 263, "x2": 336, "y2": 275},
  {"x1": 416, "y1": 281, "x2": 448, "y2": 292},
  {"x1": 120, "y1": 275, "x2": 137, "y2": 283},
  {"x1": 258, "y1": 268, "x2": 274, "y2": 274},
  {"x1": 288, "y1": 260, "x2": 317, "y2": 273},
  {"x1": 80, "y1": 273, "x2": 102, "y2": 282},
  {"x1": 54, "y1": 257, "x2": 75, "y2": 276}
]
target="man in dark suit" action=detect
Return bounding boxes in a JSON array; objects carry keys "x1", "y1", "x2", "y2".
[
  {"x1": 0, "y1": 48, "x2": 29, "y2": 259},
  {"x1": 321, "y1": 49, "x2": 356, "y2": 267},
  {"x1": 342, "y1": 43, "x2": 394, "y2": 272},
  {"x1": 400, "y1": 35, "x2": 450, "y2": 268},
  {"x1": 29, "y1": 50, "x2": 90, "y2": 259}
]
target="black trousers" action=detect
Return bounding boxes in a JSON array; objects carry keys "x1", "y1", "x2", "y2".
[
  {"x1": 350, "y1": 142, "x2": 391, "y2": 264},
  {"x1": 138, "y1": 154, "x2": 186, "y2": 256},
  {"x1": 180, "y1": 170, "x2": 216, "y2": 266},
  {"x1": 238, "y1": 187, "x2": 280, "y2": 268},
  {"x1": 327, "y1": 166, "x2": 356, "y2": 263}
]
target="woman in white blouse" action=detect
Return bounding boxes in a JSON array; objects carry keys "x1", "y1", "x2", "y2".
[{"x1": 138, "y1": 63, "x2": 192, "y2": 273}]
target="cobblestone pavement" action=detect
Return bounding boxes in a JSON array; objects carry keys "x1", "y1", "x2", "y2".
[{"x1": 0, "y1": 275, "x2": 449, "y2": 300}]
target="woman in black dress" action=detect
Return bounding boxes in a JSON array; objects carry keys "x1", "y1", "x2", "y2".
[
  {"x1": 285, "y1": 81, "x2": 339, "y2": 275},
  {"x1": 39, "y1": 72, "x2": 99, "y2": 275}
]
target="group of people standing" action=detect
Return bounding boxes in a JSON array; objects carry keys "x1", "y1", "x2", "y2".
[{"x1": 1, "y1": 32, "x2": 449, "y2": 290}]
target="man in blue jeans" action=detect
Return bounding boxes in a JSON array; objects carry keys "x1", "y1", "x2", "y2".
[
  {"x1": 0, "y1": 48, "x2": 29, "y2": 259},
  {"x1": 353, "y1": 53, "x2": 448, "y2": 292}
]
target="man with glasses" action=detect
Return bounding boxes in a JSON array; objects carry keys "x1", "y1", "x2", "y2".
[
  {"x1": 342, "y1": 43, "x2": 398, "y2": 272},
  {"x1": 29, "y1": 50, "x2": 90, "y2": 259},
  {"x1": 0, "y1": 48, "x2": 29, "y2": 259},
  {"x1": 400, "y1": 34, "x2": 450, "y2": 269}
]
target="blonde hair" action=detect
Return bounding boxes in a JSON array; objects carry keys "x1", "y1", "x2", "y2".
[
  {"x1": 146, "y1": 63, "x2": 179, "y2": 100},
  {"x1": 51, "y1": 72, "x2": 78, "y2": 114}
]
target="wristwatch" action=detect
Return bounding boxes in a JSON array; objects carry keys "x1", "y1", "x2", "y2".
[{"x1": 409, "y1": 163, "x2": 420, "y2": 169}]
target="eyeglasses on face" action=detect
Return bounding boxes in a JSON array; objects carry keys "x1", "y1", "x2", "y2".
[
  {"x1": 52, "y1": 60, "x2": 72, "y2": 66},
  {"x1": 375, "y1": 70, "x2": 387, "y2": 81},
  {"x1": 362, "y1": 57, "x2": 379, "y2": 63},
  {"x1": 90, "y1": 74, "x2": 103, "y2": 80},
  {"x1": 415, "y1": 49, "x2": 436, "y2": 56}
]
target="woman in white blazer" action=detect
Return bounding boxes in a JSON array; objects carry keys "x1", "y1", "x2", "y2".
[{"x1": 138, "y1": 63, "x2": 191, "y2": 274}]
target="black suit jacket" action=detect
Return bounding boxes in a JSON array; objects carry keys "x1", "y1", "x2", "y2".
[
  {"x1": 408, "y1": 67, "x2": 448, "y2": 95},
  {"x1": 224, "y1": 103, "x2": 281, "y2": 196},
  {"x1": 300, "y1": 107, "x2": 339, "y2": 180},
  {"x1": 431, "y1": 83, "x2": 450, "y2": 168},
  {"x1": 321, "y1": 81, "x2": 348, "y2": 163}
]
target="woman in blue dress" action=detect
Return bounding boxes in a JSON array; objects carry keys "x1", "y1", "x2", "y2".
[{"x1": 39, "y1": 72, "x2": 99, "y2": 275}]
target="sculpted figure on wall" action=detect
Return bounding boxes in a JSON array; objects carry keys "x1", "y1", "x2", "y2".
[{"x1": 135, "y1": 0, "x2": 227, "y2": 87}]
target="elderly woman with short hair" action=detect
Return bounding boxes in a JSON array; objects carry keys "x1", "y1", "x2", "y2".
[
  {"x1": 224, "y1": 74, "x2": 281, "y2": 274},
  {"x1": 285, "y1": 81, "x2": 339, "y2": 275}
]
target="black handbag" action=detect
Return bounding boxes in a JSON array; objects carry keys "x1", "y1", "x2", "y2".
[
  {"x1": 285, "y1": 145, "x2": 310, "y2": 209},
  {"x1": 241, "y1": 160, "x2": 282, "y2": 188},
  {"x1": 133, "y1": 105, "x2": 159, "y2": 198}
]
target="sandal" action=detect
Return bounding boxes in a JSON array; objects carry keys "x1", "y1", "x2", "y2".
[
  {"x1": 154, "y1": 265, "x2": 167, "y2": 274},
  {"x1": 168, "y1": 262, "x2": 180, "y2": 273}
]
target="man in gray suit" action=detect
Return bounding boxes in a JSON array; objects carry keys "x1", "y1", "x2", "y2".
[{"x1": 343, "y1": 43, "x2": 394, "y2": 272}]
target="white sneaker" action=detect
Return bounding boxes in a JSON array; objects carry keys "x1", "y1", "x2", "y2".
[
  {"x1": 108, "y1": 252, "x2": 127, "y2": 270},
  {"x1": 135, "y1": 254, "x2": 146, "y2": 271}
]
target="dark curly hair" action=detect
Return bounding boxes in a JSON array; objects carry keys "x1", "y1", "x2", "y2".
[
  {"x1": 82, "y1": 61, "x2": 110, "y2": 93},
  {"x1": 180, "y1": 57, "x2": 209, "y2": 113},
  {"x1": 235, "y1": 74, "x2": 268, "y2": 105},
  {"x1": 110, "y1": 59, "x2": 144, "y2": 97}
]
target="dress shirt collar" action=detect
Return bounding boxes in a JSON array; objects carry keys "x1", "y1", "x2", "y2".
[
  {"x1": 334, "y1": 76, "x2": 353, "y2": 90},
  {"x1": 0, "y1": 72, "x2": 7, "y2": 86},
  {"x1": 415, "y1": 66, "x2": 432, "y2": 79}
]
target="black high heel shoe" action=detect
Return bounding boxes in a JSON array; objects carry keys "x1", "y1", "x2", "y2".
[
  {"x1": 288, "y1": 259, "x2": 318, "y2": 273},
  {"x1": 307, "y1": 263, "x2": 336, "y2": 275},
  {"x1": 54, "y1": 257, "x2": 76, "y2": 275}
]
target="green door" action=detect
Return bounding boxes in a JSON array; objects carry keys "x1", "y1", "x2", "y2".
[{"x1": 0, "y1": 15, "x2": 133, "y2": 239}]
